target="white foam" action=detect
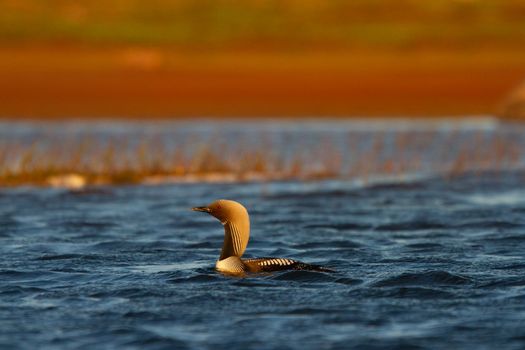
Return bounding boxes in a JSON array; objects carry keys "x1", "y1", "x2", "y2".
[{"x1": 465, "y1": 191, "x2": 525, "y2": 206}]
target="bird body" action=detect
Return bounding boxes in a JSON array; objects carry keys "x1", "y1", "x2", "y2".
[{"x1": 192, "y1": 199, "x2": 333, "y2": 275}]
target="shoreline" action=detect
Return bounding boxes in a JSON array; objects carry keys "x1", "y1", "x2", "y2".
[{"x1": 1, "y1": 118, "x2": 522, "y2": 188}]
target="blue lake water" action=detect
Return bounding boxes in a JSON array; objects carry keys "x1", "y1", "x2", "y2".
[
  {"x1": 2, "y1": 172, "x2": 525, "y2": 349},
  {"x1": 1, "y1": 119, "x2": 525, "y2": 349}
]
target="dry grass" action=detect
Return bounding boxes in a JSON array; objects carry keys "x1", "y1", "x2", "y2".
[
  {"x1": 2, "y1": 1, "x2": 525, "y2": 50},
  {"x1": 0, "y1": 123, "x2": 523, "y2": 188}
]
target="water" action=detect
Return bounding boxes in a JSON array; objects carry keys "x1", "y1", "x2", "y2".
[
  {"x1": 2, "y1": 171, "x2": 525, "y2": 349},
  {"x1": 2, "y1": 118, "x2": 524, "y2": 183}
]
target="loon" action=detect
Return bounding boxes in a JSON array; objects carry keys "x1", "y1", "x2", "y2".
[{"x1": 192, "y1": 199, "x2": 334, "y2": 275}]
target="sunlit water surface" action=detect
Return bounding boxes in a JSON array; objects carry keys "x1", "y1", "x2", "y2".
[{"x1": 2, "y1": 173, "x2": 525, "y2": 349}]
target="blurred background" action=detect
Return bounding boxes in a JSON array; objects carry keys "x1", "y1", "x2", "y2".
[
  {"x1": 1, "y1": 0, "x2": 525, "y2": 119},
  {"x1": 2, "y1": 0, "x2": 525, "y2": 187}
]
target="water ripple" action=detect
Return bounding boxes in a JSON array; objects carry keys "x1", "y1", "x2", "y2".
[
  {"x1": 2, "y1": 173, "x2": 525, "y2": 349},
  {"x1": 373, "y1": 271, "x2": 472, "y2": 287}
]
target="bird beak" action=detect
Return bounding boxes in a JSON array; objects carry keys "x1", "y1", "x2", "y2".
[{"x1": 192, "y1": 206, "x2": 211, "y2": 213}]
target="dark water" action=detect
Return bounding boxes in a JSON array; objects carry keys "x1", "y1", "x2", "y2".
[{"x1": 1, "y1": 172, "x2": 525, "y2": 349}]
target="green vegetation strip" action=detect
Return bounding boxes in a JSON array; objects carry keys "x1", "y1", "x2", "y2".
[{"x1": 1, "y1": 0, "x2": 525, "y2": 48}]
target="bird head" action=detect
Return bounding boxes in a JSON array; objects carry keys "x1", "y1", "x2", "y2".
[{"x1": 192, "y1": 199, "x2": 248, "y2": 225}]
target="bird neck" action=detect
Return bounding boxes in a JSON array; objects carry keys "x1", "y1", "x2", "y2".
[{"x1": 220, "y1": 218, "x2": 250, "y2": 260}]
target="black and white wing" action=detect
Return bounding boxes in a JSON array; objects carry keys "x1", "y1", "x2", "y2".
[{"x1": 243, "y1": 257, "x2": 334, "y2": 273}]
